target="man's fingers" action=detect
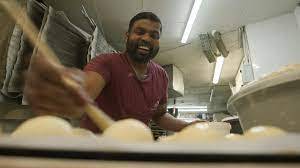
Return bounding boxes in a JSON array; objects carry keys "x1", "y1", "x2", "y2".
[
  {"x1": 61, "y1": 68, "x2": 91, "y2": 106},
  {"x1": 24, "y1": 53, "x2": 89, "y2": 118},
  {"x1": 30, "y1": 53, "x2": 65, "y2": 85},
  {"x1": 26, "y1": 72, "x2": 85, "y2": 108},
  {"x1": 32, "y1": 102, "x2": 84, "y2": 119},
  {"x1": 63, "y1": 68, "x2": 86, "y2": 85}
]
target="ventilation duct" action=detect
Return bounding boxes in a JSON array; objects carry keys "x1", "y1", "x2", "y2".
[
  {"x1": 199, "y1": 30, "x2": 229, "y2": 63},
  {"x1": 199, "y1": 33, "x2": 218, "y2": 63},
  {"x1": 163, "y1": 64, "x2": 184, "y2": 98},
  {"x1": 211, "y1": 30, "x2": 229, "y2": 57}
]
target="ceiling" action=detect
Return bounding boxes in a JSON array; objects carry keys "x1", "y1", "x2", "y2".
[{"x1": 46, "y1": 0, "x2": 298, "y2": 112}]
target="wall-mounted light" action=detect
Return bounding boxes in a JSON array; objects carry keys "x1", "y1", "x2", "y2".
[
  {"x1": 212, "y1": 56, "x2": 224, "y2": 84},
  {"x1": 181, "y1": 0, "x2": 203, "y2": 43}
]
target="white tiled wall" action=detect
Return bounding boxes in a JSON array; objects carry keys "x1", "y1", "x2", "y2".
[{"x1": 245, "y1": 8, "x2": 300, "y2": 79}]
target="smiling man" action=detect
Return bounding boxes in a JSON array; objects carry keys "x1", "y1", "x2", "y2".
[{"x1": 25, "y1": 12, "x2": 191, "y2": 133}]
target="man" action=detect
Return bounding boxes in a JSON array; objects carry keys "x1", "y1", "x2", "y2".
[{"x1": 25, "y1": 12, "x2": 191, "y2": 133}]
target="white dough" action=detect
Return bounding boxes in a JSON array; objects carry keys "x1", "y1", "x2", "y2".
[
  {"x1": 173, "y1": 123, "x2": 225, "y2": 143},
  {"x1": 225, "y1": 133, "x2": 244, "y2": 140},
  {"x1": 72, "y1": 128, "x2": 95, "y2": 137},
  {"x1": 11, "y1": 116, "x2": 73, "y2": 137},
  {"x1": 102, "y1": 119, "x2": 153, "y2": 142},
  {"x1": 157, "y1": 134, "x2": 178, "y2": 143},
  {"x1": 262, "y1": 64, "x2": 300, "y2": 80},
  {"x1": 245, "y1": 125, "x2": 286, "y2": 139},
  {"x1": 207, "y1": 122, "x2": 231, "y2": 135}
]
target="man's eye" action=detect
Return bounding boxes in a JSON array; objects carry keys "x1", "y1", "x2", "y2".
[
  {"x1": 135, "y1": 29, "x2": 145, "y2": 35},
  {"x1": 151, "y1": 33, "x2": 160, "y2": 40}
]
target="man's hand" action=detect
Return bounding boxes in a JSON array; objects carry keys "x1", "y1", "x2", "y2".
[
  {"x1": 153, "y1": 104, "x2": 190, "y2": 132},
  {"x1": 24, "y1": 54, "x2": 91, "y2": 119},
  {"x1": 188, "y1": 119, "x2": 208, "y2": 126}
]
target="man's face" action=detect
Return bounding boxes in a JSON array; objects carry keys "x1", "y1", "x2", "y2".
[{"x1": 126, "y1": 19, "x2": 161, "y2": 63}]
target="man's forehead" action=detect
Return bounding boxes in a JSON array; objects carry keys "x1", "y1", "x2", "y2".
[{"x1": 132, "y1": 19, "x2": 161, "y2": 32}]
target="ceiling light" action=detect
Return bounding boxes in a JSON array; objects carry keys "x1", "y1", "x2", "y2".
[
  {"x1": 212, "y1": 56, "x2": 224, "y2": 84},
  {"x1": 252, "y1": 63, "x2": 260, "y2": 69},
  {"x1": 209, "y1": 88, "x2": 214, "y2": 102},
  {"x1": 167, "y1": 105, "x2": 207, "y2": 109},
  {"x1": 178, "y1": 108, "x2": 207, "y2": 112},
  {"x1": 181, "y1": 0, "x2": 203, "y2": 43}
]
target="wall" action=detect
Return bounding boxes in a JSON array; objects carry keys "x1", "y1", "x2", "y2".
[
  {"x1": 245, "y1": 9, "x2": 300, "y2": 79},
  {"x1": 296, "y1": 7, "x2": 300, "y2": 28}
]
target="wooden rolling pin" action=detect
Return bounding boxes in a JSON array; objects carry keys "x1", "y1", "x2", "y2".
[{"x1": 0, "y1": 0, "x2": 114, "y2": 130}]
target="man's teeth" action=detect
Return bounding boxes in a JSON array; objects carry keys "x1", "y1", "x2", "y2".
[{"x1": 138, "y1": 46, "x2": 150, "y2": 50}]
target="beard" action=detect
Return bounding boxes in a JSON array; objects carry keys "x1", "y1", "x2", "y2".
[{"x1": 126, "y1": 39, "x2": 159, "y2": 64}]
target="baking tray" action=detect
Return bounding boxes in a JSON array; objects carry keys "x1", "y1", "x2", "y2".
[{"x1": 0, "y1": 135, "x2": 300, "y2": 162}]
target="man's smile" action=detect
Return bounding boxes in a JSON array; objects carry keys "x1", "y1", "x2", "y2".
[{"x1": 137, "y1": 45, "x2": 151, "y2": 54}]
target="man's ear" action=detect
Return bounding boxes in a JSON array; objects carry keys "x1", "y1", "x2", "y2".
[{"x1": 125, "y1": 32, "x2": 129, "y2": 43}]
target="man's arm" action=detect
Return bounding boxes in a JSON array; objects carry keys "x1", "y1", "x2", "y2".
[
  {"x1": 152, "y1": 104, "x2": 189, "y2": 132},
  {"x1": 84, "y1": 71, "x2": 106, "y2": 100},
  {"x1": 24, "y1": 55, "x2": 106, "y2": 118}
]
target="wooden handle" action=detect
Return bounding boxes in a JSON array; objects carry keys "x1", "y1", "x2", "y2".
[
  {"x1": 63, "y1": 78, "x2": 114, "y2": 130},
  {"x1": 0, "y1": 0, "x2": 114, "y2": 130}
]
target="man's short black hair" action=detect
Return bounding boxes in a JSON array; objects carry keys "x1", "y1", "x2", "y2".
[{"x1": 128, "y1": 12, "x2": 162, "y2": 33}]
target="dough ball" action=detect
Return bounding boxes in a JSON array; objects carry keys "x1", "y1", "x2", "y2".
[
  {"x1": 157, "y1": 134, "x2": 178, "y2": 143},
  {"x1": 174, "y1": 123, "x2": 225, "y2": 143},
  {"x1": 262, "y1": 64, "x2": 300, "y2": 80},
  {"x1": 72, "y1": 128, "x2": 95, "y2": 137},
  {"x1": 102, "y1": 119, "x2": 153, "y2": 142},
  {"x1": 225, "y1": 133, "x2": 244, "y2": 140},
  {"x1": 245, "y1": 126, "x2": 286, "y2": 139},
  {"x1": 11, "y1": 116, "x2": 73, "y2": 137},
  {"x1": 207, "y1": 122, "x2": 231, "y2": 135}
]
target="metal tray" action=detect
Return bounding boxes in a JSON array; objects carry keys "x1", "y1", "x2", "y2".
[{"x1": 0, "y1": 135, "x2": 300, "y2": 162}]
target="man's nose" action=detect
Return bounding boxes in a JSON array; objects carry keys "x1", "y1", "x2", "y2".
[{"x1": 141, "y1": 33, "x2": 152, "y2": 41}]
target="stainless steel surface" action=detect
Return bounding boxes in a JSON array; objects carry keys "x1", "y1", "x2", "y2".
[
  {"x1": 0, "y1": 136, "x2": 300, "y2": 167},
  {"x1": 0, "y1": 134, "x2": 300, "y2": 154},
  {"x1": 0, "y1": 156, "x2": 299, "y2": 168},
  {"x1": 0, "y1": 134, "x2": 300, "y2": 166}
]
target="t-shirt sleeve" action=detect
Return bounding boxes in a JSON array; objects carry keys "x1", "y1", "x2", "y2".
[
  {"x1": 160, "y1": 69, "x2": 169, "y2": 105},
  {"x1": 84, "y1": 54, "x2": 112, "y2": 83}
]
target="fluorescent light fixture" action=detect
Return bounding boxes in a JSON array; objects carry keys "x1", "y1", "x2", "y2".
[
  {"x1": 209, "y1": 88, "x2": 214, "y2": 102},
  {"x1": 212, "y1": 56, "x2": 224, "y2": 84},
  {"x1": 167, "y1": 105, "x2": 207, "y2": 109},
  {"x1": 252, "y1": 63, "x2": 260, "y2": 69},
  {"x1": 178, "y1": 118, "x2": 199, "y2": 122},
  {"x1": 181, "y1": 0, "x2": 203, "y2": 43},
  {"x1": 178, "y1": 108, "x2": 207, "y2": 112}
]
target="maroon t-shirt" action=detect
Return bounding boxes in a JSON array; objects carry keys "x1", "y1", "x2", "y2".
[{"x1": 80, "y1": 53, "x2": 168, "y2": 132}]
